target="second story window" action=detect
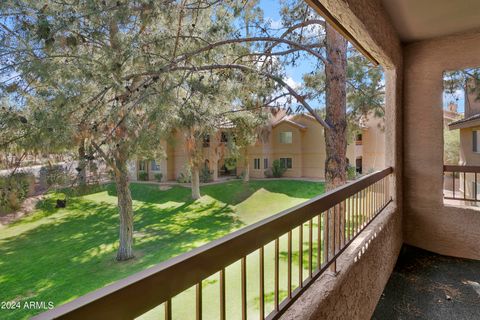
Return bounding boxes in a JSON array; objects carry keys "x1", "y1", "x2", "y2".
[
  {"x1": 356, "y1": 133, "x2": 363, "y2": 145},
  {"x1": 473, "y1": 131, "x2": 480, "y2": 153},
  {"x1": 280, "y1": 131, "x2": 293, "y2": 144},
  {"x1": 220, "y1": 132, "x2": 228, "y2": 143},
  {"x1": 203, "y1": 134, "x2": 210, "y2": 148},
  {"x1": 254, "y1": 158, "x2": 260, "y2": 170}
]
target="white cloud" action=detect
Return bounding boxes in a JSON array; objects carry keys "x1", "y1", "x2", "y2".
[
  {"x1": 304, "y1": 23, "x2": 324, "y2": 37},
  {"x1": 284, "y1": 76, "x2": 301, "y2": 90},
  {"x1": 269, "y1": 18, "x2": 283, "y2": 29},
  {"x1": 268, "y1": 77, "x2": 301, "y2": 108}
]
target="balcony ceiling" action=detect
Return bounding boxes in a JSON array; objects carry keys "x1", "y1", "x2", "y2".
[{"x1": 381, "y1": 0, "x2": 480, "y2": 42}]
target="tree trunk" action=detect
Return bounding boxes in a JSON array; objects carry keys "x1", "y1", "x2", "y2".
[
  {"x1": 191, "y1": 165, "x2": 201, "y2": 200},
  {"x1": 77, "y1": 141, "x2": 87, "y2": 186},
  {"x1": 114, "y1": 160, "x2": 134, "y2": 261},
  {"x1": 243, "y1": 149, "x2": 250, "y2": 183},
  {"x1": 212, "y1": 160, "x2": 218, "y2": 181},
  {"x1": 212, "y1": 148, "x2": 219, "y2": 181},
  {"x1": 324, "y1": 24, "x2": 348, "y2": 272},
  {"x1": 324, "y1": 24, "x2": 348, "y2": 190}
]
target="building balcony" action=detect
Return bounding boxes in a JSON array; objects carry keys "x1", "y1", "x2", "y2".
[
  {"x1": 32, "y1": 163, "x2": 479, "y2": 320},
  {"x1": 33, "y1": 168, "x2": 396, "y2": 320},
  {"x1": 16, "y1": 0, "x2": 480, "y2": 319}
]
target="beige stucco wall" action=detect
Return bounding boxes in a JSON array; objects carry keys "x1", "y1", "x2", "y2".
[
  {"x1": 458, "y1": 127, "x2": 480, "y2": 198},
  {"x1": 247, "y1": 129, "x2": 274, "y2": 179},
  {"x1": 459, "y1": 126, "x2": 480, "y2": 165},
  {"x1": 404, "y1": 30, "x2": 480, "y2": 259},
  {"x1": 296, "y1": 115, "x2": 327, "y2": 178},
  {"x1": 166, "y1": 143, "x2": 175, "y2": 181},
  {"x1": 171, "y1": 131, "x2": 189, "y2": 180},
  {"x1": 136, "y1": 115, "x2": 361, "y2": 181},
  {"x1": 465, "y1": 80, "x2": 480, "y2": 117},
  {"x1": 170, "y1": 131, "x2": 233, "y2": 181},
  {"x1": 245, "y1": 115, "x2": 357, "y2": 179},
  {"x1": 362, "y1": 116, "x2": 386, "y2": 173},
  {"x1": 271, "y1": 122, "x2": 304, "y2": 177}
]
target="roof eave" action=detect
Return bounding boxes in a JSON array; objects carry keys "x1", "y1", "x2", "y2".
[{"x1": 448, "y1": 118, "x2": 480, "y2": 130}]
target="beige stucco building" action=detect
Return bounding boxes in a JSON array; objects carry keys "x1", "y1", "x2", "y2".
[
  {"x1": 355, "y1": 113, "x2": 386, "y2": 174},
  {"x1": 448, "y1": 86, "x2": 480, "y2": 198},
  {"x1": 131, "y1": 111, "x2": 387, "y2": 182}
]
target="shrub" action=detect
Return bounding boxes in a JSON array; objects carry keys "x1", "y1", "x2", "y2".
[
  {"x1": 0, "y1": 172, "x2": 35, "y2": 214},
  {"x1": 154, "y1": 172, "x2": 163, "y2": 182},
  {"x1": 177, "y1": 166, "x2": 192, "y2": 183},
  {"x1": 224, "y1": 158, "x2": 237, "y2": 171},
  {"x1": 39, "y1": 165, "x2": 68, "y2": 189},
  {"x1": 347, "y1": 165, "x2": 357, "y2": 180},
  {"x1": 237, "y1": 170, "x2": 247, "y2": 180},
  {"x1": 65, "y1": 183, "x2": 106, "y2": 197},
  {"x1": 107, "y1": 169, "x2": 115, "y2": 181},
  {"x1": 270, "y1": 160, "x2": 286, "y2": 178},
  {"x1": 138, "y1": 171, "x2": 148, "y2": 181},
  {"x1": 264, "y1": 168, "x2": 272, "y2": 178},
  {"x1": 200, "y1": 167, "x2": 213, "y2": 183}
]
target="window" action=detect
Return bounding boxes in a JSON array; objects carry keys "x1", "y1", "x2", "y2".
[
  {"x1": 356, "y1": 157, "x2": 362, "y2": 174},
  {"x1": 279, "y1": 157, "x2": 292, "y2": 169},
  {"x1": 138, "y1": 160, "x2": 147, "y2": 171},
  {"x1": 356, "y1": 133, "x2": 363, "y2": 145},
  {"x1": 264, "y1": 158, "x2": 268, "y2": 169},
  {"x1": 254, "y1": 158, "x2": 260, "y2": 170},
  {"x1": 473, "y1": 131, "x2": 480, "y2": 153},
  {"x1": 151, "y1": 160, "x2": 161, "y2": 171},
  {"x1": 279, "y1": 131, "x2": 293, "y2": 144},
  {"x1": 203, "y1": 134, "x2": 210, "y2": 147},
  {"x1": 220, "y1": 132, "x2": 228, "y2": 143},
  {"x1": 442, "y1": 68, "x2": 476, "y2": 206}
]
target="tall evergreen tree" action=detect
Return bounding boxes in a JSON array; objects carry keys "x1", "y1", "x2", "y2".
[{"x1": 0, "y1": 0, "x2": 382, "y2": 260}]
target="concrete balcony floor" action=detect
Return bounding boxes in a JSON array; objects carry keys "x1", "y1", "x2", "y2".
[{"x1": 373, "y1": 245, "x2": 480, "y2": 319}]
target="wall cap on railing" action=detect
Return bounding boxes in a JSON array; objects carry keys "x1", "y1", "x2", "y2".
[
  {"x1": 444, "y1": 165, "x2": 480, "y2": 173},
  {"x1": 32, "y1": 167, "x2": 393, "y2": 320}
]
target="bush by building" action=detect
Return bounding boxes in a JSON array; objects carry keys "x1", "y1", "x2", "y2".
[{"x1": 0, "y1": 172, "x2": 35, "y2": 214}]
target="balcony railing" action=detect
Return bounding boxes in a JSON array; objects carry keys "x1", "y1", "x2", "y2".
[
  {"x1": 33, "y1": 167, "x2": 393, "y2": 320},
  {"x1": 443, "y1": 165, "x2": 480, "y2": 202}
]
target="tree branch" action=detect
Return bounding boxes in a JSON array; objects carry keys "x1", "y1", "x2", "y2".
[
  {"x1": 160, "y1": 63, "x2": 332, "y2": 129},
  {"x1": 124, "y1": 35, "x2": 329, "y2": 82}
]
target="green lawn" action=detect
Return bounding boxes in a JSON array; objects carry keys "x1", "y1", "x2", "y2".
[{"x1": 0, "y1": 179, "x2": 325, "y2": 320}]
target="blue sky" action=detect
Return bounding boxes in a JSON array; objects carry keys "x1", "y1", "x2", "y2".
[
  {"x1": 443, "y1": 89, "x2": 465, "y2": 113},
  {"x1": 258, "y1": 0, "x2": 324, "y2": 107},
  {"x1": 259, "y1": 0, "x2": 466, "y2": 114},
  {"x1": 258, "y1": 0, "x2": 319, "y2": 84}
]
